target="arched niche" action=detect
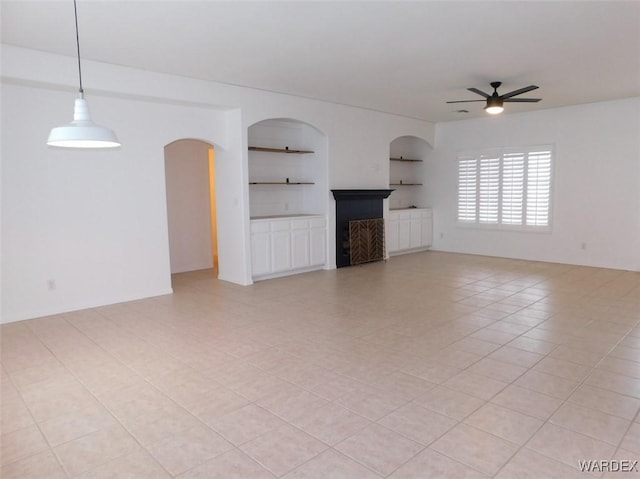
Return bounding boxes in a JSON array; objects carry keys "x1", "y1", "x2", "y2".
[
  {"x1": 247, "y1": 118, "x2": 328, "y2": 218},
  {"x1": 388, "y1": 135, "x2": 432, "y2": 210}
]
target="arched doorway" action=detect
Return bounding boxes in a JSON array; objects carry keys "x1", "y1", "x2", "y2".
[{"x1": 164, "y1": 139, "x2": 218, "y2": 276}]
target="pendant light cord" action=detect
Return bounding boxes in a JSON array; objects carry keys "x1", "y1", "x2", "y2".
[{"x1": 73, "y1": 0, "x2": 84, "y2": 97}]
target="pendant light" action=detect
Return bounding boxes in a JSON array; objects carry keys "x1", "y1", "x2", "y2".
[{"x1": 47, "y1": 0, "x2": 120, "y2": 148}]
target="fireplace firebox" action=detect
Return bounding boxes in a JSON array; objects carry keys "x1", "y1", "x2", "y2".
[{"x1": 331, "y1": 189, "x2": 394, "y2": 268}]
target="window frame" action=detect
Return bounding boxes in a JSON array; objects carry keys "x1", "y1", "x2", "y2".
[{"x1": 456, "y1": 145, "x2": 554, "y2": 233}]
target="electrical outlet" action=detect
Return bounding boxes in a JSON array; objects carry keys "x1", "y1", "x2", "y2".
[
  {"x1": 47, "y1": 279, "x2": 56, "y2": 291},
  {"x1": 581, "y1": 242, "x2": 587, "y2": 250},
  {"x1": 440, "y1": 233, "x2": 444, "y2": 239}
]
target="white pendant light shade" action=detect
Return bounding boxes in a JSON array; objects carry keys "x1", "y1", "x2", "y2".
[{"x1": 47, "y1": 96, "x2": 120, "y2": 148}]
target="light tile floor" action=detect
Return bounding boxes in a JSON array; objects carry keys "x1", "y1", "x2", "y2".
[{"x1": 2, "y1": 251, "x2": 640, "y2": 478}]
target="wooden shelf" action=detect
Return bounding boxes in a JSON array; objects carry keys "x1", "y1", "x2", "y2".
[
  {"x1": 249, "y1": 146, "x2": 314, "y2": 154},
  {"x1": 390, "y1": 183, "x2": 423, "y2": 186},
  {"x1": 390, "y1": 157, "x2": 422, "y2": 162},
  {"x1": 250, "y1": 181, "x2": 315, "y2": 185}
]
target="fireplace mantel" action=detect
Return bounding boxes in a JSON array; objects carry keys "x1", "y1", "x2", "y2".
[{"x1": 331, "y1": 189, "x2": 394, "y2": 201}]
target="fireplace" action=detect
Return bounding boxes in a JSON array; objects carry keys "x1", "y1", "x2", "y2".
[{"x1": 331, "y1": 189, "x2": 394, "y2": 268}]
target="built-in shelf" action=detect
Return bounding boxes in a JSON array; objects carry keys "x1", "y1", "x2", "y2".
[
  {"x1": 389, "y1": 136, "x2": 429, "y2": 210},
  {"x1": 250, "y1": 181, "x2": 315, "y2": 185},
  {"x1": 390, "y1": 156, "x2": 422, "y2": 162},
  {"x1": 248, "y1": 119, "x2": 325, "y2": 219},
  {"x1": 249, "y1": 146, "x2": 314, "y2": 154}
]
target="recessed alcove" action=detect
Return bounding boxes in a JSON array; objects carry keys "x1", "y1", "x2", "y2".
[
  {"x1": 248, "y1": 119, "x2": 329, "y2": 280},
  {"x1": 389, "y1": 136, "x2": 432, "y2": 210},
  {"x1": 248, "y1": 118, "x2": 327, "y2": 218}
]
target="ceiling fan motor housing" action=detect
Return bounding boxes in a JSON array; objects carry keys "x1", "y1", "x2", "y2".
[{"x1": 487, "y1": 96, "x2": 503, "y2": 108}]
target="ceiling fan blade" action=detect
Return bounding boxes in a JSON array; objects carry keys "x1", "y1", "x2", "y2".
[
  {"x1": 503, "y1": 98, "x2": 542, "y2": 103},
  {"x1": 446, "y1": 100, "x2": 487, "y2": 103},
  {"x1": 500, "y1": 85, "x2": 539, "y2": 99},
  {"x1": 467, "y1": 87, "x2": 490, "y2": 98}
]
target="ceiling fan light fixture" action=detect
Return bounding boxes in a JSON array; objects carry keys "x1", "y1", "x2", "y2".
[
  {"x1": 47, "y1": 0, "x2": 120, "y2": 149},
  {"x1": 485, "y1": 105, "x2": 504, "y2": 115},
  {"x1": 484, "y1": 97, "x2": 504, "y2": 115},
  {"x1": 447, "y1": 82, "x2": 540, "y2": 115}
]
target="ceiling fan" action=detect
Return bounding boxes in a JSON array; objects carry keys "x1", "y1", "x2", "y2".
[{"x1": 447, "y1": 81, "x2": 541, "y2": 114}]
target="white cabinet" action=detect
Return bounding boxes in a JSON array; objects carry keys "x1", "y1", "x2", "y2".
[
  {"x1": 250, "y1": 222, "x2": 271, "y2": 276},
  {"x1": 387, "y1": 208, "x2": 432, "y2": 256},
  {"x1": 271, "y1": 230, "x2": 292, "y2": 272},
  {"x1": 397, "y1": 213, "x2": 411, "y2": 250},
  {"x1": 410, "y1": 214, "x2": 422, "y2": 248},
  {"x1": 251, "y1": 215, "x2": 326, "y2": 280},
  {"x1": 291, "y1": 229, "x2": 310, "y2": 270},
  {"x1": 309, "y1": 225, "x2": 326, "y2": 266},
  {"x1": 421, "y1": 214, "x2": 433, "y2": 248},
  {"x1": 386, "y1": 216, "x2": 399, "y2": 253}
]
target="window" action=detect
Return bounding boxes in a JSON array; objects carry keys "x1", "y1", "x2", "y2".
[{"x1": 457, "y1": 146, "x2": 552, "y2": 230}]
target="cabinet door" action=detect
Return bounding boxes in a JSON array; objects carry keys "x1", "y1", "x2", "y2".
[
  {"x1": 309, "y1": 227, "x2": 326, "y2": 266},
  {"x1": 386, "y1": 219, "x2": 399, "y2": 253},
  {"x1": 291, "y1": 229, "x2": 311, "y2": 269},
  {"x1": 271, "y1": 231, "x2": 292, "y2": 272},
  {"x1": 421, "y1": 213, "x2": 433, "y2": 247},
  {"x1": 410, "y1": 218, "x2": 422, "y2": 248},
  {"x1": 397, "y1": 218, "x2": 411, "y2": 250},
  {"x1": 251, "y1": 233, "x2": 271, "y2": 276}
]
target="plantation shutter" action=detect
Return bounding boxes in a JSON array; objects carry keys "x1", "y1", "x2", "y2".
[
  {"x1": 457, "y1": 156, "x2": 477, "y2": 222},
  {"x1": 501, "y1": 152, "x2": 525, "y2": 225},
  {"x1": 526, "y1": 149, "x2": 552, "y2": 226},
  {"x1": 457, "y1": 146, "x2": 552, "y2": 229},
  {"x1": 478, "y1": 155, "x2": 500, "y2": 224}
]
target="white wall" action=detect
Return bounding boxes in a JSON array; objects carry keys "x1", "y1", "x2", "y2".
[
  {"x1": 0, "y1": 82, "x2": 228, "y2": 322},
  {"x1": 1, "y1": 45, "x2": 435, "y2": 322},
  {"x1": 426, "y1": 98, "x2": 640, "y2": 271},
  {"x1": 164, "y1": 140, "x2": 213, "y2": 274}
]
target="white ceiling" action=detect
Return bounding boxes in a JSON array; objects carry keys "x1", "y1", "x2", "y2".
[{"x1": 2, "y1": 1, "x2": 640, "y2": 122}]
